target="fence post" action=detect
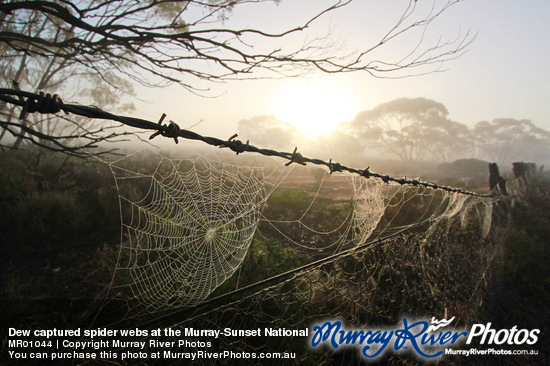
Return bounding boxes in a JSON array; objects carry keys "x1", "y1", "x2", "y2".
[{"x1": 489, "y1": 163, "x2": 507, "y2": 195}]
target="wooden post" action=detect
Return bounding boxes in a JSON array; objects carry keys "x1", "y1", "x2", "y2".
[
  {"x1": 489, "y1": 163, "x2": 500, "y2": 191},
  {"x1": 489, "y1": 163, "x2": 507, "y2": 195}
]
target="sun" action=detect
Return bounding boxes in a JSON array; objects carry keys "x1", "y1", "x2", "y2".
[{"x1": 271, "y1": 78, "x2": 358, "y2": 138}]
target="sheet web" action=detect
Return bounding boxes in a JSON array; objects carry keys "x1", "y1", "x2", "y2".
[
  {"x1": 100, "y1": 148, "x2": 509, "y2": 354},
  {"x1": 152, "y1": 194, "x2": 509, "y2": 365}
]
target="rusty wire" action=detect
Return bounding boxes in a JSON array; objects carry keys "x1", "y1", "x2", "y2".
[{"x1": 0, "y1": 88, "x2": 496, "y2": 198}]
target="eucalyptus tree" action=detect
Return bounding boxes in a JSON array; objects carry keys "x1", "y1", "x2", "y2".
[
  {"x1": 347, "y1": 97, "x2": 471, "y2": 162},
  {"x1": 473, "y1": 118, "x2": 550, "y2": 166}
]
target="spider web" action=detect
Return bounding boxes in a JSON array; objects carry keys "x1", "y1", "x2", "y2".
[
  {"x1": 107, "y1": 150, "x2": 281, "y2": 313},
  {"x1": 102, "y1": 148, "x2": 498, "y2": 319},
  {"x1": 157, "y1": 191, "x2": 509, "y2": 365}
]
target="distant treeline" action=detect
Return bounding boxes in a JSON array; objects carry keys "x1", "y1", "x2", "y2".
[{"x1": 238, "y1": 98, "x2": 550, "y2": 167}]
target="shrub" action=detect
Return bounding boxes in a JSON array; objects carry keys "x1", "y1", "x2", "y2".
[{"x1": 504, "y1": 173, "x2": 550, "y2": 300}]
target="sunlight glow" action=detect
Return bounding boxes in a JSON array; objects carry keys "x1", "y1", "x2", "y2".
[{"x1": 271, "y1": 79, "x2": 358, "y2": 138}]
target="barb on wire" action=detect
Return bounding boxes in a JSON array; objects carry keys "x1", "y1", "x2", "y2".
[
  {"x1": 285, "y1": 147, "x2": 306, "y2": 166},
  {"x1": 328, "y1": 159, "x2": 343, "y2": 175},
  {"x1": 220, "y1": 134, "x2": 249, "y2": 155},
  {"x1": 0, "y1": 88, "x2": 496, "y2": 198}
]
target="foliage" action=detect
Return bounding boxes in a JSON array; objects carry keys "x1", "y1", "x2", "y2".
[
  {"x1": 265, "y1": 187, "x2": 310, "y2": 220},
  {"x1": 335, "y1": 98, "x2": 550, "y2": 166},
  {"x1": 214, "y1": 231, "x2": 304, "y2": 295},
  {"x1": 271, "y1": 187, "x2": 309, "y2": 206},
  {"x1": 435, "y1": 158, "x2": 491, "y2": 190},
  {"x1": 0, "y1": 150, "x2": 122, "y2": 330},
  {"x1": 1, "y1": 146, "x2": 545, "y2": 347},
  {"x1": 504, "y1": 175, "x2": 550, "y2": 300},
  {"x1": 237, "y1": 115, "x2": 298, "y2": 151},
  {"x1": 345, "y1": 97, "x2": 472, "y2": 161},
  {"x1": 0, "y1": 149, "x2": 120, "y2": 251},
  {"x1": 0, "y1": 269, "x2": 39, "y2": 323},
  {"x1": 438, "y1": 158, "x2": 490, "y2": 177},
  {"x1": 473, "y1": 118, "x2": 550, "y2": 166}
]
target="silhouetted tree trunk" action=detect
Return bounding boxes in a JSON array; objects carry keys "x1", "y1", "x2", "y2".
[{"x1": 489, "y1": 162, "x2": 507, "y2": 195}]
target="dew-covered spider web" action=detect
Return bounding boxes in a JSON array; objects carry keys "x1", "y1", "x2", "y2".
[
  {"x1": 106, "y1": 149, "x2": 279, "y2": 313},
  {"x1": 98, "y1": 147, "x2": 509, "y2": 334}
]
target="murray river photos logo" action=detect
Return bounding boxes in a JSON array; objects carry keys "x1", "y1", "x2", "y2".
[{"x1": 310, "y1": 317, "x2": 540, "y2": 360}]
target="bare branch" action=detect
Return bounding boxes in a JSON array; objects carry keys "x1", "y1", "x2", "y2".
[
  {"x1": 0, "y1": 0, "x2": 474, "y2": 155},
  {"x1": 1, "y1": 0, "x2": 474, "y2": 89}
]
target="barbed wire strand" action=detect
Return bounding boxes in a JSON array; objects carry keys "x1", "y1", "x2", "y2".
[{"x1": 0, "y1": 88, "x2": 496, "y2": 198}]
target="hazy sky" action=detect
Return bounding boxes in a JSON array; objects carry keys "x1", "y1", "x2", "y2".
[{"x1": 134, "y1": 0, "x2": 550, "y2": 142}]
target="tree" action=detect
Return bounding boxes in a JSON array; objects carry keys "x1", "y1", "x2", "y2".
[
  {"x1": 346, "y1": 97, "x2": 471, "y2": 161},
  {"x1": 237, "y1": 115, "x2": 298, "y2": 150},
  {"x1": 308, "y1": 130, "x2": 364, "y2": 166},
  {"x1": 423, "y1": 113, "x2": 472, "y2": 162},
  {"x1": 473, "y1": 118, "x2": 550, "y2": 165},
  {"x1": 0, "y1": 1, "x2": 138, "y2": 155},
  {"x1": 0, "y1": 0, "x2": 474, "y2": 155}
]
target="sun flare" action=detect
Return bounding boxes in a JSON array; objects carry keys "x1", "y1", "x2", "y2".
[{"x1": 271, "y1": 79, "x2": 358, "y2": 139}]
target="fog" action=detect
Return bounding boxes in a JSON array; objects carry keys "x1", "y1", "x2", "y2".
[{"x1": 237, "y1": 97, "x2": 550, "y2": 173}]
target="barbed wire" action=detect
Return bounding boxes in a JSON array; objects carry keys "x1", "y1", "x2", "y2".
[{"x1": 0, "y1": 88, "x2": 496, "y2": 198}]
